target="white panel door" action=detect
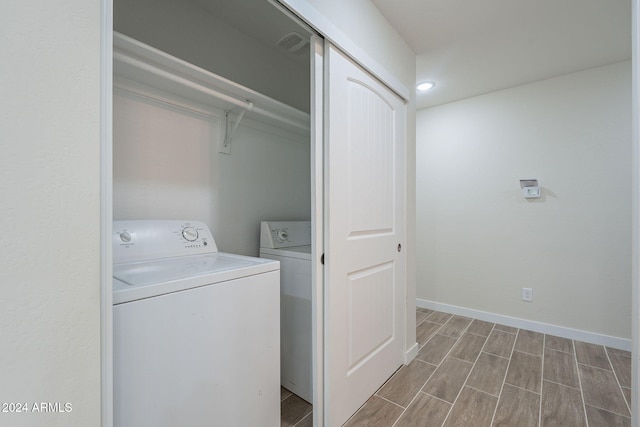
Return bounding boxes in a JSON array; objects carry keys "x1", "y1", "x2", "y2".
[{"x1": 325, "y1": 44, "x2": 406, "y2": 427}]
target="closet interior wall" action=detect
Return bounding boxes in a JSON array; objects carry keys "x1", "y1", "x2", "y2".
[{"x1": 113, "y1": 0, "x2": 312, "y2": 256}]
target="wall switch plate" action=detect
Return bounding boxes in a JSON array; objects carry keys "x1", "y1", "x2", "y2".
[
  {"x1": 522, "y1": 186, "x2": 541, "y2": 198},
  {"x1": 522, "y1": 288, "x2": 533, "y2": 302}
]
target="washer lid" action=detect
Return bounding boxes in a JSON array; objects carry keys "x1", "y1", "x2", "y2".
[
  {"x1": 114, "y1": 253, "x2": 254, "y2": 286},
  {"x1": 113, "y1": 252, "x2": 279, "y2": 304}
]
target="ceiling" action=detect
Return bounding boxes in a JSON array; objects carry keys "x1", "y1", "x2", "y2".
[
  {"x1": 192, "y1": 0, "x2": 631, "y2": 110},
  {"x1": 370, "y1": 0, "x2": 632, "y2": 109}
]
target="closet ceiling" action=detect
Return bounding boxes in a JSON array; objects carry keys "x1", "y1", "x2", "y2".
[
  {"x1": 371, "y1": 0, "x2": 632, "y2": 109},
  {"x1": 190, "y1": 0, "x2": 310, "y2": 66}
]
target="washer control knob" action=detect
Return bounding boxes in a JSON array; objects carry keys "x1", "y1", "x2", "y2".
[
  {"x1": 182, "y1": 227, "x2": 199, "y2": 242},
  {"x1": 277, "y1": 229, "x2": 288, "y2": 242},
  {"x1": 119, "y1": 231, "x2": 132, "y2": 243}
]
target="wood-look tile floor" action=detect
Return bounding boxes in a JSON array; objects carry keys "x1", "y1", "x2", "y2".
[
  {"x1": 282, "y1": 308, "x2": 632, "y2": 427},
  {"x1": 281, "y1": 387, "x2": 312, "y2": 427}
]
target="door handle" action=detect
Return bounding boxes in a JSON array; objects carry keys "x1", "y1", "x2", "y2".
[{"x1": 397, "y1": 244, "x2": 402, "y2": 252}]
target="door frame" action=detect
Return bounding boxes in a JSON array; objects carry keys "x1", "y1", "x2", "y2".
[
  {"x1": 100, "y1": 0, "x2": 114, "y2": 425},
  {"x1": 99, "y1": 1, "x2": 413, "y2": 425},
  {"x1": 632, "y1": 2, "x2": 639, "y2": 426}
]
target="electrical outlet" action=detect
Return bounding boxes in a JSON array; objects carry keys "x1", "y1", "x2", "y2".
[{"x1": 522, "y1": 288, "x2": 533, "y2": 302}]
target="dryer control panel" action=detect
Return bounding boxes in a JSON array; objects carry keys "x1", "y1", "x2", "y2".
[
  {"x1": 113, "y1": 220, "x2": 217, "y2": 263},
  {"x1": 260, "y1": 221, "x2": 311, "y2": 249}
]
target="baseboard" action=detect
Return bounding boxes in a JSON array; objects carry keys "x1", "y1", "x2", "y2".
[
  {"x1": 404, "y1": 342, "x2": 419, "y2": 364},
  {"x1": 416, "y1": 298, "x2": 631, "y2": 351}
]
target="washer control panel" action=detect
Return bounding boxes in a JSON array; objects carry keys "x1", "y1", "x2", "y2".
[
  {"x1": 113, "y1": 220, "x2": 217, "y2": 263},
  {"x1": 260, "y1": 221, "x2": 311, "y2": 249}
]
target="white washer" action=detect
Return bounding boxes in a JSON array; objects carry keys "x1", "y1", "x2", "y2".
[
  {"x1": 113, "y1": 220, "x2": 280, "y2": 427},
  {"x1": 259, "y1": 221, "x2": 312, "y2": 403}
]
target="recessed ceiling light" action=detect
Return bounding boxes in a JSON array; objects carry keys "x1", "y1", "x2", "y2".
[{"x1": 416, "y1": 82, "x2": 435, "y2": 92}]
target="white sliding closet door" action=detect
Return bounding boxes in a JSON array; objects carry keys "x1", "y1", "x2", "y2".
[
  {"x1": 310, "y1": 34, "x2": 325, "y2": 427},
  {"x1": 324, "y1": 43, "x2": 406, "y2": 427}
]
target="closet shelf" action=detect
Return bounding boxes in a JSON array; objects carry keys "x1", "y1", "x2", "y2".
[{"x1": 113, "y1": 32, "x2": 310, "y2": 134}]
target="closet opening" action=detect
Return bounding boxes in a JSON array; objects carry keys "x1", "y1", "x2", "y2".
[{"x1": 111, "y1": 0, "x2": 318, "y2": 424}]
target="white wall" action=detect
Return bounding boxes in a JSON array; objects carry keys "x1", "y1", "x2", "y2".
[
  {"x1": 114, "y1": 0, "x2": 310, "y2": 112},
  {"x1": 113, "y1": 89, "x2": 310, "y2": 256},
  {"x1": 0, "y1": 1, "x2": 102, "y2": 426},
  {"x1": 417, "y1": 61, "x2": 632, "y2": 340}
]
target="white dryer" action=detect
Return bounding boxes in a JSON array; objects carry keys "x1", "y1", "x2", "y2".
[
  {"x1": 113, "y1": 220, "x2": 280, "y2": 427},
  {"x1": 259, "y1": 221, "x2": 312, "y2": 403}
]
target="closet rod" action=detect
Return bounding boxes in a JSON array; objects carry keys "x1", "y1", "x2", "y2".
[
  {"x1": 114, "y1": 52, "x2": 251, "y2": 110},
  {"x1": 251, "y1": 105, "x2": 308, "y2": 131},
  {"x1": 114, "y1": 52, "x2": 309, "y2": 132}
]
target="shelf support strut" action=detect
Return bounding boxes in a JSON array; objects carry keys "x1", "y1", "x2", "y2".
[{"x1": 223, "y1": 103, "x2": 253, "y2": 152}]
